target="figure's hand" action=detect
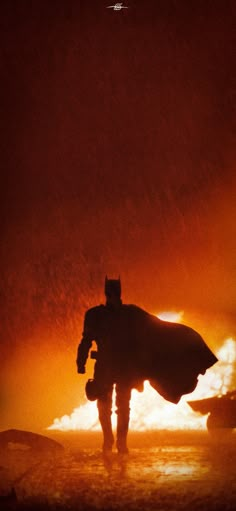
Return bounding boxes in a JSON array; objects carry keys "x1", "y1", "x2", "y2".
[{"x1": 77, "y1": 365, "x2": 86, "y2": 374}]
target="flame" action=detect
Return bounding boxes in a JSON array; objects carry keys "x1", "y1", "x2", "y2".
[
  {"x1": 48, "y1": 312, "x2": 236, "y2": 432},
  {"x1": 156, "y1": 311, "x2": 184, "y2": 322}
]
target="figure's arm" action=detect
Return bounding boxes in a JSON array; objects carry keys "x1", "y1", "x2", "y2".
[
  {"x1": 76, "y1": 337, "x2": 92, "y2": 374},
  {"x1": 76, "y1": 310, "x2": 94, "y2": 374}
]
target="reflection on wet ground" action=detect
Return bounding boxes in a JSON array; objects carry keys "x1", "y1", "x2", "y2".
[{"x1": 0, "y1": 431, "x2": 235, "y2": 510}]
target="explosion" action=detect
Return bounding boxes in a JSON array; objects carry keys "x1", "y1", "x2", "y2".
[{"x1": 48, "y1": 312, "x2": 236, "y2": 432}]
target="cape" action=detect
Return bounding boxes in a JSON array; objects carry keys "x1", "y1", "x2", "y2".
[
  {"x1": 85, "y1": 304, "x2": 218, "y2": 404},
  {"x1": 126, "y1": 305, "x2": 218, "y2": 403}
]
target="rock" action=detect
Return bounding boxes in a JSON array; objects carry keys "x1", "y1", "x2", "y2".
[{"x1": 0, "y1": 429, "x2": 64, "y2": 453}]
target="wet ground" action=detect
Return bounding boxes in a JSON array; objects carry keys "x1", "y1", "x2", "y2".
[{"x1": 0, "y1": 431, "x2": 235, "y2": 510}]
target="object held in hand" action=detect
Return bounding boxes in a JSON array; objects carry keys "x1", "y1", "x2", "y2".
[{"x1": 77, "y1": 365, "x2": 86, "y2": 374}]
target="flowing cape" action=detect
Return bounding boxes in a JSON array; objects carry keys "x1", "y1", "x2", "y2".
[
  {"x1": 126, "y1": 305, "x2": 218, "y2": 403},
  {"x1": 85, "y1": 304, "x2": 218, "y2": 404}
]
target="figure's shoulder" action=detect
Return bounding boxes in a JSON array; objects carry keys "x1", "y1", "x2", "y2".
[
  {"x1": 122, "y1": 304, "x2": 149, "y2": 316},
  {"x1": 122, "y1": 303, "x2": 141, "y2": 310},
  {"x1": 84, "y1": 305, "x2": 105, "y2": 321},
  {"x1": 85, "y1": 304, "x2": 105, "y2": 316},
  {"x1": 86, "y1": 304, "x2": 105, "y2": 313}
]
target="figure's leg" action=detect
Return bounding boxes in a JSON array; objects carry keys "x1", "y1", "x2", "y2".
[
  {"x1": 97, "y1": 385, "x2": 114, "y2": 453},
  {"x1": 115, "y1": 383, "x2": 131, "y2": 454}
]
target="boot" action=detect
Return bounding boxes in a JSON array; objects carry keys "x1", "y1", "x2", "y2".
[
  {"x1": 101, "y1": 418, "x2": 114, "y2": 454},
  {"x1": 115, "y1": 384, "x2": 131, "y2": 454},
  {"x1": 116, "y1": 412, "x2": 129, "y2": 454},
  {"x1": 97, "y1": 395, "x2": 114, "y2": 453},
  {"x1": 102, "y1": 432, "x2": 114, "y2": 454}
]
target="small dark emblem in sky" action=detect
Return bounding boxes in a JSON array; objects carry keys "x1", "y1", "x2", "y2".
[{"x1": 107, "y1": 3, "x2": 129, "y2": 10}]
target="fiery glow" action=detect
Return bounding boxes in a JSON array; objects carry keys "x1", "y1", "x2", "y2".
[
  {"x1": 48, "y1": 315, "x2": 236, "y2": 432},
  {"x1": 156, "y1": 311, "x2": 184, "y2": 322}
]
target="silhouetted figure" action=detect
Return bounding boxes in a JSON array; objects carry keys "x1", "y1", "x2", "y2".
[
  {"x1": 77, "y1": 277, "x2": 218, "y2": 453},
  {"x1": 77, "y1": 277, "x2": 137, "y2": 454}
]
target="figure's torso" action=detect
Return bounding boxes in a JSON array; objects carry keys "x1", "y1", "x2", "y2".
[{"x1": 84, "y1": 304, "x2": 146, "y2": 381}]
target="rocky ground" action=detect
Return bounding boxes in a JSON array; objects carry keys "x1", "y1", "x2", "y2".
[{"x1": 0, "y1": 431, "x2": 235, "y2": 510}]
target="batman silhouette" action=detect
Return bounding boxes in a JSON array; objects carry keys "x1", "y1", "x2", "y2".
[{"x1": 76, "y1": 277, "x2": 218, "y2": 453}]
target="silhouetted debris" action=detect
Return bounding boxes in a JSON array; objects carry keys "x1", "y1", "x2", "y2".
[
  {"x1": 188, "y1": 390, "x2": 236, "y2": 431},
  {"x1": 0, "y1": 430, "x2": 64, "y2": 453}
]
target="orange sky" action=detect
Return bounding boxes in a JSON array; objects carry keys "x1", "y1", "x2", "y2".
[{"x1": 1, "y1": 0, "x2": 235, "y2": 431}]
